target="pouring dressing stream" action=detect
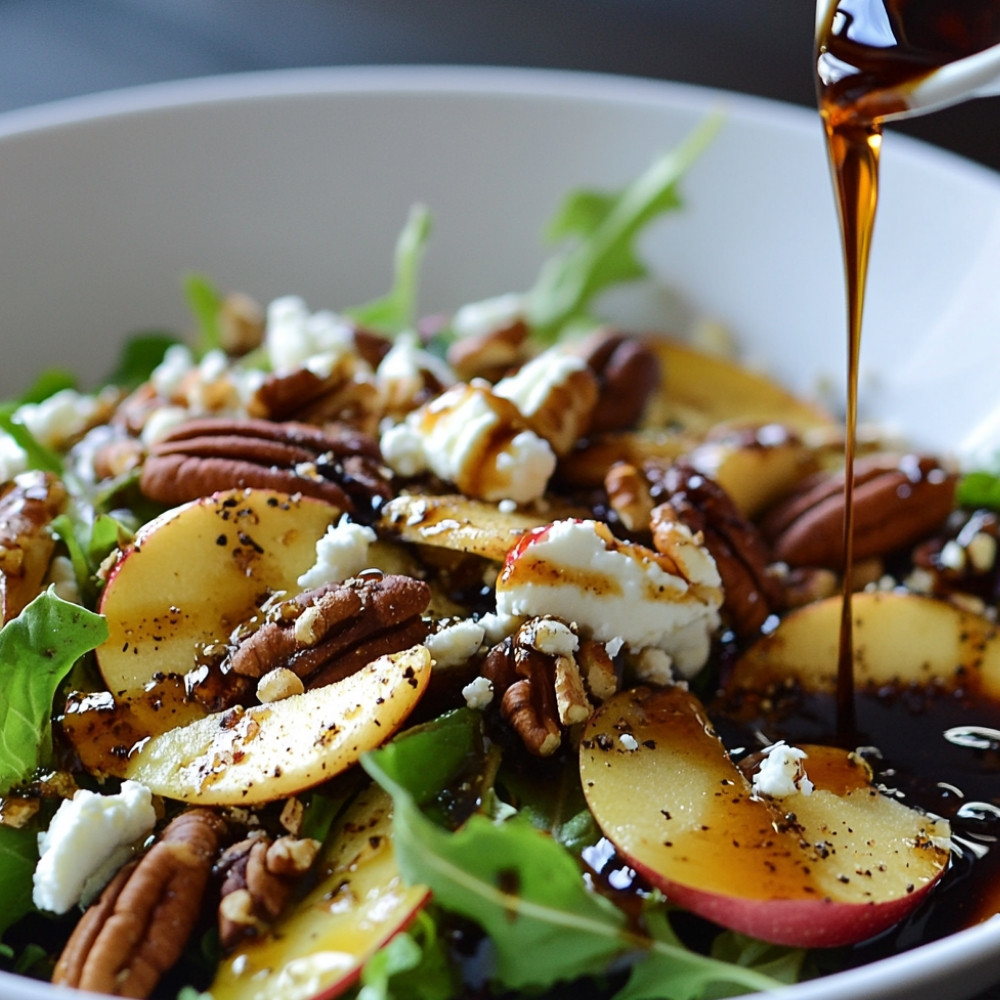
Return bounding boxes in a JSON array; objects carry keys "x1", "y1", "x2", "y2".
[{"x1": 814, "y1": 0, "x2": 1000, "y2": 740}]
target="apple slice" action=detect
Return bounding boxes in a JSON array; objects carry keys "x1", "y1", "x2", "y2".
[
  {"x1": 125, "y1": 644, "x2": 431, "y2": 805},
  {"x1": 377, "y1": 493, "x2": 551, "y2": 562},
  {"x1": 209, "y1": 781, "x2": 429, "y2": 1000},
  {"x1": 97, "y1": 489, "x2": 341, "y2": 692},
  {"x1": 726, "y1": 590, "x2": 1000, "y2": 698},
  {"x1": 645, "y1": 338, "x2": 832, "y2": 435},
  {"x1": 580, "y1": 684, "x2": 950, "y2": 948}
]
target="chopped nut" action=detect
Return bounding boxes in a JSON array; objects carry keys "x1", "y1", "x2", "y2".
[
  {"x1": 215, "y1": 831, "x2": 320, "y2": 950},
  {"x1": 219, "y1": 292, "x2": 265, "y2": 356},
  {"x1": 605, "y1": 461, "x2": 654, "y2": 533},
  {"x1": 554, "y1": 655, "x2": 592, "y2": 726},
  {"x1": 256, "y1": 667, "x2": 306, "y2": 703}
]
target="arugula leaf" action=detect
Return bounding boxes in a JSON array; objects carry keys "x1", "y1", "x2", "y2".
[
  {"x1": 526, "y1": 114, "x2": 721, "y2": 344},
  {"x1": 50, "y1": 511, "x2": 130, "y2": 605},
  {"x1": 346, "y1": 204, "x2": 432, "y2": 335},
  {"x1": 956, "y1": 469, "x2": 1000, "y2": 510},
  {"x1": 0, "y1": 587, "x2": 108, "y2": 795},
  {"x1": 183, "y1": 272, "x2": 224, "y2": 356},
  {"x1": 0, "y1": 826, "x2": 37, "y2": 944},
  {"x1": 102, "y1": 331, "x2": 180, "y2": 389}
]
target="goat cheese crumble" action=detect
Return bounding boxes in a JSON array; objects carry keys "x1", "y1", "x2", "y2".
[
  {"x1": 751, "y1": 742, "x2": 814, "y2": 799},
  {"x1": 33, "y1": 780, "x2": 157, "y2": 915},
  {"x1": 496, "y1": 519, "x2": 721, "y2": 676}
]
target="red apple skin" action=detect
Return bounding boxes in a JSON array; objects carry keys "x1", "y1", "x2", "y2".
[
  {"x1": 580, "y1": 685, "x2": 950, "y2": 949},
  {"x1": 209, "y1": 782, "x2": 429, "y2": 1000}
]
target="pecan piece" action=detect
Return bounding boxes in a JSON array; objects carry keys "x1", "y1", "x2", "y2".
[
  {"x1": 573, "y1": 329, "x2": 661, "y2": 433},
  {"x1": 140, "y1": 417, "x2": 392, "y2": 514},
  {"x1": 0, "y1": 470, "x2": 68, "y2": 624},
  {"x1": 649, "y1": 461, "x2": 784, "y2": 637},
  {"x1": 215, "y1": 830, "x2": 321, "y2": 950},
  {"x1": 227, "y1": 572, "x2": 431, "y2": 690},
  {"x1": 761, "y1": 453, "x2": 957, "y2": 569},
  {"x1": 53, "y1": 809, "x2": 228, "y2": 998},
  {"x1": 481, "y1": 618, "x2": 618, "y2": 756},
  {"x1": 249, "y1": 367, "x2": 383, "y2": 434}
]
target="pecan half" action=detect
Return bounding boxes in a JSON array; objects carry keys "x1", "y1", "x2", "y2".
[
  {"x1": 0, "y1": 470, "x2": 68, "y2": 624},
  {"x1": 140, "y1": 417, "x2": 392, "y2": 515},
  {"x1": 573, "y1": 330, "x2": 661, "y2": 433},
  {"x1": 53, "y1": 809, "x2": 228, "y2": 998},
  {"x1": 649, "y1": 461, "x2": 784, "y2": 637},
  {"x1": 761, "y1": 453, "x2": 957, "y2": 569},
  {"x1": 226, "y1": 572, "x2": 431, "y2": 691},
  {"x1": 215, "y1": 830, "x2": 320, "y2": 950}
]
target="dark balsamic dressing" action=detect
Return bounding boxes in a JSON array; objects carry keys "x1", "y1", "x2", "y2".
[{"x1": 727, "y1": 0, "x2": 1000, "y2": 956}]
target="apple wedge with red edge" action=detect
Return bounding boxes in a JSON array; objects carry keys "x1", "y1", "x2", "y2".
[
  {"x1": 125, "y1": 644, "x2": 431, "y2": 805},
  {"x1": 209, "y1": 781, "x2": 430, "y2": 1000},
  {"x1": 580, "y1": 684, "x2": 950, "y2": 948},
  {"x1": 97, "y1": 488, "x2": 342, "y2": 692}
]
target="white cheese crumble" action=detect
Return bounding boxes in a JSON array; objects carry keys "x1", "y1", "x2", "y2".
[
  {"x1": 618, "y1": 733, "x2": 639, "y2": 751},
  {"x1": 451, "y1": 292, "x2": 525, "y2": 339},
  {"x1": 33, "y1": 780, "x2": 157, "y2": 914},
  {"x1": 751, "y1": 742, "x2": 814, "y2": 799},
  {"x1": 496, "y1": 519, "x2": 721, "y2": 676},
  {"x1": 425, "y1": 619, "x2": 487, "y2": 670},
  {"x1": 296, "y1": 515, "x2": 377, "y2": 590},
  {"x1": 461, "y1": 674, "x2": 495, "y2": 711},
  {"x1": 264, "y1": 295, "x2": 358, "y2": 375},
  {"x1": 379, "y1": 383, "x2": 556, "y2": 504}
]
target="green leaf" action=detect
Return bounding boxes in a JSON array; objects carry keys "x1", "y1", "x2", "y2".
[
  {"x1": 358, "y1": 912, "x2": 456, "y2": 1000},
  {"x1": 0, "y1": 406, "x2": 64, "y2": 477},
  {"x1": 526, "y1": 113, "x2": 722, "y2": 344},
  {"x1": 0, "y1": 588, "x2": 108, "y2": 794},
  {"x1": 709, "y1": 930, "x2": 807, "y2": 985},
  {"x1": 103, "y1": 332, "x2": 180, "y2": 389},
  {"x1": 612, "y1": 910, "x2": 784, "y2": 1000},
  {"x1": 0, "y1": 825, "x2": 37, "y2": 942},
  {"x1": 183, "y1": 272, "x2": 224, "y2": 356},
  {"x1": 346, "y1": 204, "x2": 432, "y2": 335},
  {"x1": 956, "y1": 469, "x2": 1000, "y2": 510}
]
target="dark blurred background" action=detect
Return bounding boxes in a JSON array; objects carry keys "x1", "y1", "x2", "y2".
[{"x1": 1, "y1": 0, "x2": 999, "y2": 172}]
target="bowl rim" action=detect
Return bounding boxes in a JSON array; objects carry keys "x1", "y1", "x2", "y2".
[{"x1": 0, "y1": 63, "x2": 998, "y2": 1000}]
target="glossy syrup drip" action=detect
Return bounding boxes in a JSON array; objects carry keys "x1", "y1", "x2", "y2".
[{"x1": 815, "y1": 0, "x2": 1000, "y2": 741}]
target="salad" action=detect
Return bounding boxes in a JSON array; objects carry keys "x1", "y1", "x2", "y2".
[{"x1": 0, "y1": 117, "x2": 997, "y2": 1000}]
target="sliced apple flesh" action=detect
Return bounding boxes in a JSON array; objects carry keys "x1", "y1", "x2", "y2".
[
  {"x1": 125, "y1": 645, "x2": 431, "y2": 805},
  {"x1": 209, "y1": 782, "x2": 429, "y2": 1000},
  {"x1": 580, "y1": 685, "x2": 950, "y2": 948},
  {"x1": 726, "y1": 590, "x2": 1000, "y2": 698},
  {"x1": 97, "y1": 489, "x2": 341, "y2": 692}
]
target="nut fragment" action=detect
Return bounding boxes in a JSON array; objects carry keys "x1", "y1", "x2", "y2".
[
  {"x1": 481, "y1": 618, "x2": 619, "y2": 756},
  {"x1": 226, "y1": 572, "x2": 431, "y2": 691},
  {"x1": 140, "y1": 416, "x2": 392, "y2": 514},
  {"x1": 649, "y1": 461, "x2": 784, "y2": 637},
  {"x1": 761, "y1": 453, "x2": 957, "y2": 569},
  {"x1": 215, "y1": 831, "x2": 320, "y2": 950},
  {"x1": 53, "y1": 809, "x2": 228, "y2": 998}
]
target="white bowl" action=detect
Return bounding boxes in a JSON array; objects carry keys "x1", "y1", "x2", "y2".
[{"x1": 1, "y1": 65, "x2": 999, "y2": 1000}]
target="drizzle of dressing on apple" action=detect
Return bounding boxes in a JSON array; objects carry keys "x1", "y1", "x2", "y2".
[{"x1": 580, "y1": 684, "x2": 950, "y2": 948}]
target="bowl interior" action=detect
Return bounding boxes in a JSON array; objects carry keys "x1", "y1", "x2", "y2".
[{"x1": 1, "y1": 66, "x2": 1000, "y2": 1000}]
